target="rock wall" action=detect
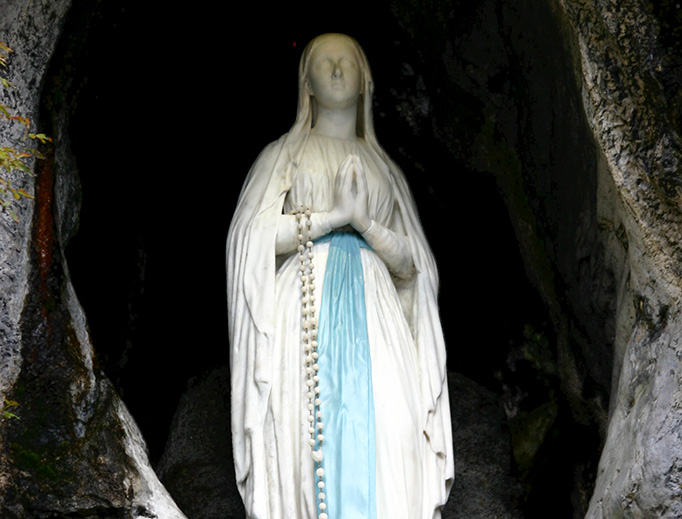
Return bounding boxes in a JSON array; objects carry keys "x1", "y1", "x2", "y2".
[
  {"x1": 392, "y1": 0, "x2": 682, "y2": 516},
  {"x1": 558, "y1": 0, "x2": 682, "y2": 516},
  {"x1": 0, "y1": 2, "x2": 186, "y2": 517}
]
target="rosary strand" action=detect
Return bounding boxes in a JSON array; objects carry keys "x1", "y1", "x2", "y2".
[{"x1": 295, "y1": 207, "x2": 328, "y2": 519}]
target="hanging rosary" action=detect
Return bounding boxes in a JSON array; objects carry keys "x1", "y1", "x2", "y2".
[{"x1": 295, "y1": 206, "x2": 328, "y2": 519}]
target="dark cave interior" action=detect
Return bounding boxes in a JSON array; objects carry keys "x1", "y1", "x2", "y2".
[{"x1": 57, "y1": 1, "x2": 590, "y2": 515}]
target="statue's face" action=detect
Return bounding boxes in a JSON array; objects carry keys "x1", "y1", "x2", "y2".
[{"x1": 307, "y1": 37, "x2": 362, "y2": 111}]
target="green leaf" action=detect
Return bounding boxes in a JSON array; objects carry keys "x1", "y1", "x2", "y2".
[{"x1": 28, "y1": 133, "x2": 52, "y2": 144}]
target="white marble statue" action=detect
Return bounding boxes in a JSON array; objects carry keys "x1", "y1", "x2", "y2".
[{"x1": 227, "y1": 33, "x2": 454, "y2": 519}]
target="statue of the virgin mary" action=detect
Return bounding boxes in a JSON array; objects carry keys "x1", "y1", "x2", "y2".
[{"x1": 227, "y1": 33, "x2": 454, "y2": 519}]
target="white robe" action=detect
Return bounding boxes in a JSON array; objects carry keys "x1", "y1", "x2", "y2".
[{"x1": 227, "y1": 133, "x2": 453, "y2": 519}]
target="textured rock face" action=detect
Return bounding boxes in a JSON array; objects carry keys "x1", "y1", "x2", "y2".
[
  {"x1": 156, "y1": 367, "x2": 245, "y2": 519},
  {"x1": 442, "y1": 374, "x2": 523, "y2": 519},
  {"x1": 558, "y1": 0, "x2": 682, "y2": 516},
  {"x1": 391, "y1": 0, "x2": 682, "y2": 516},
  {"x1": 0, "y1": 2, "x2": 186, "y2": 517}
]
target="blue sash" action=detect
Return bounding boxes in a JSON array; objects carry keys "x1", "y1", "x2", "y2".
[{"x1": 315, "y1": 232, "x2": 377, "y2": 519}]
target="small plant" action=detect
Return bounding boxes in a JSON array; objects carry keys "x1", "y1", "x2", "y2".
[
  {"x1": 2, "y1": 398, "x2": 19, "y2": 421},
  {"x1": 0, "y1": 42, "x2": 51, "y2": 222}
]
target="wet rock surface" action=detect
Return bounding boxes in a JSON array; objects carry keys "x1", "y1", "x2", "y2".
[{"x1": 0, "y1": 1, "x2": 186, "y2": 517}]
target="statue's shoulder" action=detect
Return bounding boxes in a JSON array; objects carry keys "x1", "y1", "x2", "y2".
[{"x1": 253, "y1": 134, "x2": 288, "y2": 166}]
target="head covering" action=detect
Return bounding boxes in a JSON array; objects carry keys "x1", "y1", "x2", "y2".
[{"x1": 284, "y1": 33, "x2": 377, "y2": 171}]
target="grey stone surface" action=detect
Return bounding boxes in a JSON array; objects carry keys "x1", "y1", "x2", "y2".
[
  {"x1": 0, "y1": 0, "x2": 71, "y2": 420},
  {"x1": 391, "y1": 0, "x2": 682, "y2": 516},
  {"x1": 558, "y1": 1, "x2": 682, "y2": 516},
  {"x1": 0, "y1": 2, "x2": 186, "y2": 517},
  {"x1": 443, "y1": 373, "x2": 523, "y2": 519},
  {"x1": 156, "y1": 366, "x2": 245, "y2": 519}
]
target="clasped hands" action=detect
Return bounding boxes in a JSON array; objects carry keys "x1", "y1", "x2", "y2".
[{"x1": 327, "y1": 154, "x2": 371, "y2": 233}]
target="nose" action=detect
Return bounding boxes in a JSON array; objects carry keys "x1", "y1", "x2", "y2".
[{"x1": 332, "y1": 62, "x2": 343, "y2": 79}]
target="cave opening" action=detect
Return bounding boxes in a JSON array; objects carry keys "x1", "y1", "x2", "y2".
[{"x1": 54, "y1": 1, "x2": 602, "y2": 516}]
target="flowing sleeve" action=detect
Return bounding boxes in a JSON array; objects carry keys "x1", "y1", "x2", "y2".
[
  {"x1": 384, "y1": 156, "x2": 455, "y2": 510},
  {"x1": 226, "y1": 136, "x2": 293, "y2": 518}
]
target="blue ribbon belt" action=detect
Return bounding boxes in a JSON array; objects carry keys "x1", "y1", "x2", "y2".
[{"x1": 315, "y1": 231, "x2": 377, "y2": 519}]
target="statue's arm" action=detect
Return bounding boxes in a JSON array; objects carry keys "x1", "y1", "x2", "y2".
[
  {"x1": 361, "y1": 208, "x2": 416, "y2": 280},
  {"x1": 275, "y1": 212, "x2": 333, "y2": 255}
]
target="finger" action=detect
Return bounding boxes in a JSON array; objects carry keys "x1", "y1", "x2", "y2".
[
  {"x1": 355, "y1": 158, "x2": 368, "y2": 195},
  {"x1": 340, "y1": 154, "x2": 355, "y2": 173},
  {"x1": 342, "y1": 159, "x2": 355, "y2": 192},
  {"x1": 335, "y1": 157, "x2": 352, "y2": 190}
]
